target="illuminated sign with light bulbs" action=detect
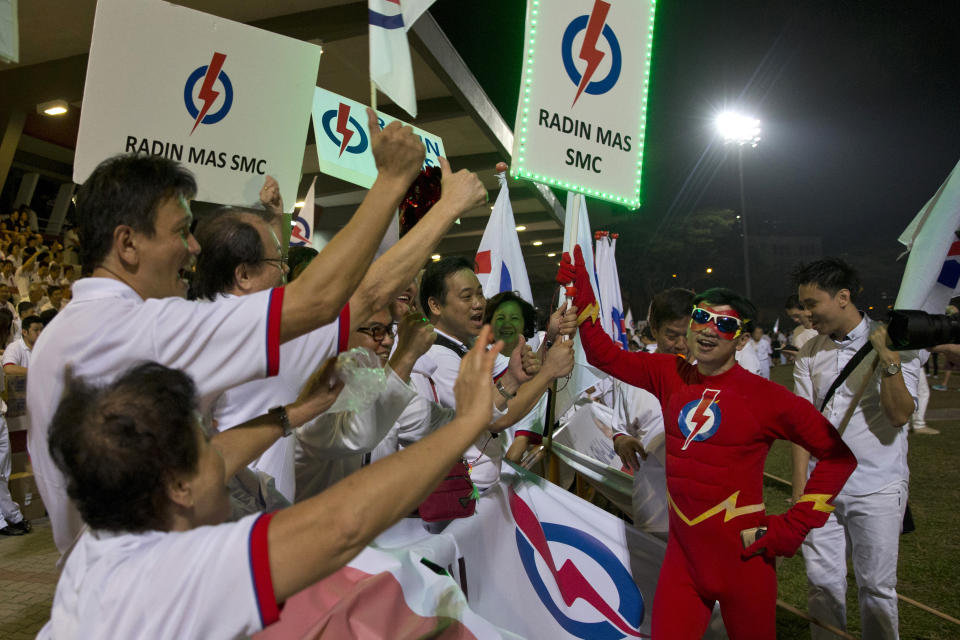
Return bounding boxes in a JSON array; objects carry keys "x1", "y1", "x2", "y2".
[{"x1": 511, "y1": 0, "x2": 658, "y2": 209}]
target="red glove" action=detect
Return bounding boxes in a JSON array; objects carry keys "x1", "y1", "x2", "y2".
[
  {"x1": 555, "y1": 245, "x2": 598, "y2": 326},
  {"x1": 742, "y1": 513, "x2": 807, "y2": 560}
]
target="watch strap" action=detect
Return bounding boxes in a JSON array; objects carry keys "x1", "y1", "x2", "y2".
[{"x1": 269, "y1": 405, "x2": 293, "y2": 437}]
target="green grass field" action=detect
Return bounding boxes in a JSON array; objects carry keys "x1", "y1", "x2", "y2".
[{"x1": 765, "y1": 365, "x2": 960, "y2": 639}]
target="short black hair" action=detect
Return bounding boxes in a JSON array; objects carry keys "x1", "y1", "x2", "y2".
[
  {"x1": 483, "y1": 291, "x2": 536, "y2": 338},
  {"x1": 784, "y1": 294, "x2": 802, "y2": 310},
  {"x1": 21, "y1": 315, "x2": 43, "y2": 333},
  {"x1": 17, "y1": 301, "x2": 34, "y2": 316},
  {"x1": 49, "y1": 362, "x2": 200, "y2": 532},
  {"x1": 287, "y1": 246, "x2": 318, "y2": 282},
  {"x1": 420, "y1": 256, "x2": 474, "y2": 318},
  {"x1": 191, "y1": 208, "x2": 268, "y2": 300},
  {"x1": 39, "y1": 308, "x2": 57, "y2": 325},
  {"x1": 649, "y1": 287, "x2": 695, "y2": 330},
  {"x1": 75, "y1": 154, "x2": 197, "y2": 273},
  {"x1": 792, "y1": 258, "x2": 862, "y2": 302},
  {"x1": 693, "y1": 287, "x2": 757, "y2": 324}
]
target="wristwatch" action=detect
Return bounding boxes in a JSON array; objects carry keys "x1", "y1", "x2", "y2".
[
  {"x1": 495, "y1": 379, "x2": 516, "y2": 400},
  {"x1": 882, "y1": 361, "x2": 902, "y2": 377},
  {"x1": 268, "y1": 405, "x2": 294, "y2": 437}
]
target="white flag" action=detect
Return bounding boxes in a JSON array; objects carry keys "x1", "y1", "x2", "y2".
[
  {"x1": 400, "y1": 0, "x2": 435, "y2": 29},
  {"x1": 290, "y1": 177, "x2": 316, "y2": 247},
  {"x1": 556, "y1": 193, "x2": 607, "y2": 418},
  {"x1": 369, "y1": 0, "x2": 425, "y2": 119},
  {"x1": 895, "y1": 158, "x2": 960, "y2": 313},
  {"x1": 475, "y1": 172, "x2": 533, "y2": 303},
  {"x1": 596, "y1": 235, "x2": 628, "y2": 348}
]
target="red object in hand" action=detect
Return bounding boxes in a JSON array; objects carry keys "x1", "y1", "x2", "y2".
[{"x1": 399, "y1": 166, "x2": 442, "y2": 237}]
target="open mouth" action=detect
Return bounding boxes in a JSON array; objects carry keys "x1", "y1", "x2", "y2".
[
  {"x1": 696, "y1": 335, "x2": 718, "y2": 351},
  {"x1": 178, "y1": 266, "x2": 194, "y2": 286},
  {"x1": 470, "y1": 312, "x2": 483, "y2": 326}
]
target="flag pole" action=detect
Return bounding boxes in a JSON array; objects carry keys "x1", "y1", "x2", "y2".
[
  {"x1": 544, "y1": 192, "x2": 582, "y2": 484},
  {"x1": 370, "y1": 80, "x2": 378, "y2": 110}
]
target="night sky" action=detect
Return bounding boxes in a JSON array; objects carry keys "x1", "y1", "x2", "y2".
[{"x1": 432, "y1": 0, "x2": 960, "y2": 324}]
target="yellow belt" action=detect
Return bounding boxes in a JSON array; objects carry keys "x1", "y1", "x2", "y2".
[{"x1": 667, "y1": 490, "x2": 765, "y2": 526}]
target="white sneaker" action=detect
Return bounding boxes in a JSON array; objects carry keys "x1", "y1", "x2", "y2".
[{"x1": 911, "y1": 426, "x2": 940, "y2": 435}]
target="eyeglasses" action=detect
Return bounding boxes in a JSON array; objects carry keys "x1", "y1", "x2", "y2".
[
  {"x1": 690, "y1": 306, "x2": 744, "y2": 337},
  {"x1": 259, "y1": 257, "x2": 288, "y2": 285},
  {"x1": 356, "y1": 322, "x2": 397, "y2": 342}
]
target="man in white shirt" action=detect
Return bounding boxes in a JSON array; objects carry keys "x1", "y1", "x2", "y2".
[
  {"x1": 0, "y1": 283, "x2": 19, "y2": 343},
  {"x1": 28, "y1": 111, "x2": 429, "y2": 554},
  {"x1": 295, "y1": 308, "x2": 438, "y2": 500},
  {"x1": 412, "y1": 256, "x2": 574, "y2": 489},
  {"x1": 2, "y1": 314, "x2": 41, "y2": 374},
  {"x1": 610, "y1": 287, "x2": 694, "y2": 536},
  {"x1": 792, "y1": 258, "x2": 920, "y2": 640},
  {"x1": 198, "y1": 157, "x2": 485, "y2": 501},
  {"x1": 750, "y1": 325, "x2": 773, "y2": 379},
  {"x1": 784, "y1": 294, "x2": 818, "y2": 359},
  {"x1": 40, "y1": 333, "x2": 501, "y2": 639}
]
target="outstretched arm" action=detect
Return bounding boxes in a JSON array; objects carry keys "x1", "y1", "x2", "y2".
[
  {"x1": 348, "y1": 157, "x2": 487, "y2": 330},
  {"x1": 280, "y1": 109, "x2": 425, "y2": 342},
  {"x1": 266, "y1": 327, "x2": 504, "y2": 601}
]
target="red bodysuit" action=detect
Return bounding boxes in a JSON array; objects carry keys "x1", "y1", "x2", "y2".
[{"x1": 563, "y1": 255, "x2": 856, "y2": 638}]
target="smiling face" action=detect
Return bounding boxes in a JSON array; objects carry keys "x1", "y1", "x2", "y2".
[
  {"x1": 651, "y1": 317, "x2": 689, "y2": 357},
  {"x1": 348, "y1": 308, "x2": 395, "y2": 366},
  {"x1": 491, "y1": 300, "x2": 526, "y2": 354},
  {"x1": 133, "y1": 196, "x2": 201, "y2": 299},
  {"x1": 390, "y1": 279, "x2": 419, "y2": 321},
  {"x1": 687, "y1": 303, "x2": 743, "y2": 370},
  {"x1": 429, "y1": 268, "x2": 485, "y2": 344},
  {"x1": 787, "y1": 305, "x2": 813, "y2": 330},
  {"x1": 797, "y1": 284, "x2": 855, "y2": 338}
]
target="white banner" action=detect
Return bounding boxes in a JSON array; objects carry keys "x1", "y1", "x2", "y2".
[
  {"x1": 74, "y1": 0, "x2": 320, "y2": 208},
  {"x1": 0, "y1": 0, "x2": 17, "y2": 64},
  {"x1": 311, "y1": 87, "x2": 445, "y2": 189},
  {"x1": 511, "y1": 0, "x2": 657, "y2": 208}
]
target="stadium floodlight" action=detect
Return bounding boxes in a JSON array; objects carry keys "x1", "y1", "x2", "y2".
[{"x1": 715, "y1": 111, "x2": 761, "y2": 147}]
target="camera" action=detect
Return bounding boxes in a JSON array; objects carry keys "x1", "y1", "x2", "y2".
[{"x1": 887, "y1": 310, "x2": 960, "y2": 350}]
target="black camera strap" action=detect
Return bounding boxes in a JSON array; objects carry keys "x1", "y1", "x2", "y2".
[
  {"x1": 433, "y1": 334, "x2": 469, "y2": 359},
  {"x1": 819, "y1": 342, "x2": 875, "y2": 412}
]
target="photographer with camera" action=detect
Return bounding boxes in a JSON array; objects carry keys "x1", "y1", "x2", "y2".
[{"x1": 791, "y1": 258, "x2": 922, "y2": 640}]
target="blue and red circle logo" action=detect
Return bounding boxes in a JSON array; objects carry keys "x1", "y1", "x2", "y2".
[
  {"x1": 290, "y1": 216, "x2": 312, "y2": 247},
  {"x1": 561, "y1": 2, "x2": 622, "y2": 106},
  {"x1": 677, "y1": 390, "x2": 722, "y2": 450},
  {"x1": 511, "y1": 491, "x2": 644, "y2": 639},
  {"x1": 184, "y1": 52, "x2": 233, "y2": 134},
  {"x1": 322, "y1": 103, "x2": 369, "y2": 157}
]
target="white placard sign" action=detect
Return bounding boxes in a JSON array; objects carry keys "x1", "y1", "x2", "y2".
[
  {"x1": 511, "y1": 0, "x2": 657, "y2": 209},
  {"x1": 73, "y1": 0, "x2": 321, "y2": 208},
  {"x1": 312, "y1": 87, "x2": 445, "y2": 189}
]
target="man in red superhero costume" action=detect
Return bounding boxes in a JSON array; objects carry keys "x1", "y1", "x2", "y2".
[{"x1": 557, "y1": 247, "x2": 856, "y2": 639}]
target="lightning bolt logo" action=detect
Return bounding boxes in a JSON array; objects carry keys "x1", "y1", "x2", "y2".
[
  {"x1": 191, "y1": 52, "x2": 227, "y2": 135},
  {"x1": 335, "y1": 103, "x2": 354, "y2": 157},
  {"x1": 667, "y1": 490, "x2": 765, "y2": 527},
  {"x1": 573, "y1": 0, "x2": 611, "y2": 106},
  {"x1": 510, "y1": 490, "x2": 643, "y2": 637},
  {"x1": 681, "y1": 389, "x2": 721, "y2": 450},
  {"x1": 577, "y1": 301, "x2": 600, "y2": 326},
  {"x1": 797, "y1": 493, "x2": 836, "y2": 513}
]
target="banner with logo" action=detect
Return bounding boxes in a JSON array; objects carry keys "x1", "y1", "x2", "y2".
[
  {"x1": 311, "y1": 87, "x2": 445, "y2": 189},
  {"x1": 510, "y1": 0, "x2": 658, "y2": 209},
  {"x1": 447, "y1": 465, "x2": 662, "y2": 639},
  {"x1": 73, "y1": 0, "x2": 321, "y2": 208},
  {"x1": 290, "y1": 177, "x2": 316, "y2": 247}
]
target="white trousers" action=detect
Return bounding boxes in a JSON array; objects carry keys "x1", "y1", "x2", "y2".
[
  {"x1": 910, "y1": 373, "x2": 930, "y2": 429},
  {"x1": 0, "y1": 417, "x2": 24, "y2": 528},
  {"x1": 802, "y1": 481, "x2": 907, "y2": 640}
]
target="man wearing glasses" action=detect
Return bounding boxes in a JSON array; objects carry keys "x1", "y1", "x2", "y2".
[
  {"x1": 293, "y1": 308, "x2": 437, "y2": 499},
  {"x1": 191, "y1": 158, "x2": 486, "y2": 506},
  {"x1": 557, "y1": 246, "x2": 856, "y2": 640}
]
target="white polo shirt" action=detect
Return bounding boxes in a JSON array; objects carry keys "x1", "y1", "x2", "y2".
[
  {"x1": 794, "y1": 315, "x2": 920, "y2": 496},
  {"x1": 2, "y1": 337, "x2": 30, "y2": 369},
  {"x1": 212, "y1": 300, "x2": 349, "y2": 502},
  {"x1": 28, "y1": 277, "x2": 284, "y2": 553},
  {"x1": 792, "y1": 326, "x2": 818, "y2": 350},
  {"x1": 38, "y1": 512, "x2": 279, "y2": 640},
  {"x1": 294, "y1": 367, "x2": 417, "y2": 501},
  {"x1": 410, "y1": 329, "x2": 509, "y2": 490},
  {"x1": 734, "y1": 339, "x2": 763, "y2": 376}
]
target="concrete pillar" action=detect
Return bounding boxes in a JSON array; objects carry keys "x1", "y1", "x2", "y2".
[
  {"x1": 46, "y1": 182, "x2": 75, "y2": 236},
  {"x1": 0, "y1": 110, "x2": 26, "y2": 199},
  {"x1": 13, "y1": 172, "x2": 39, "y2": 209}
]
